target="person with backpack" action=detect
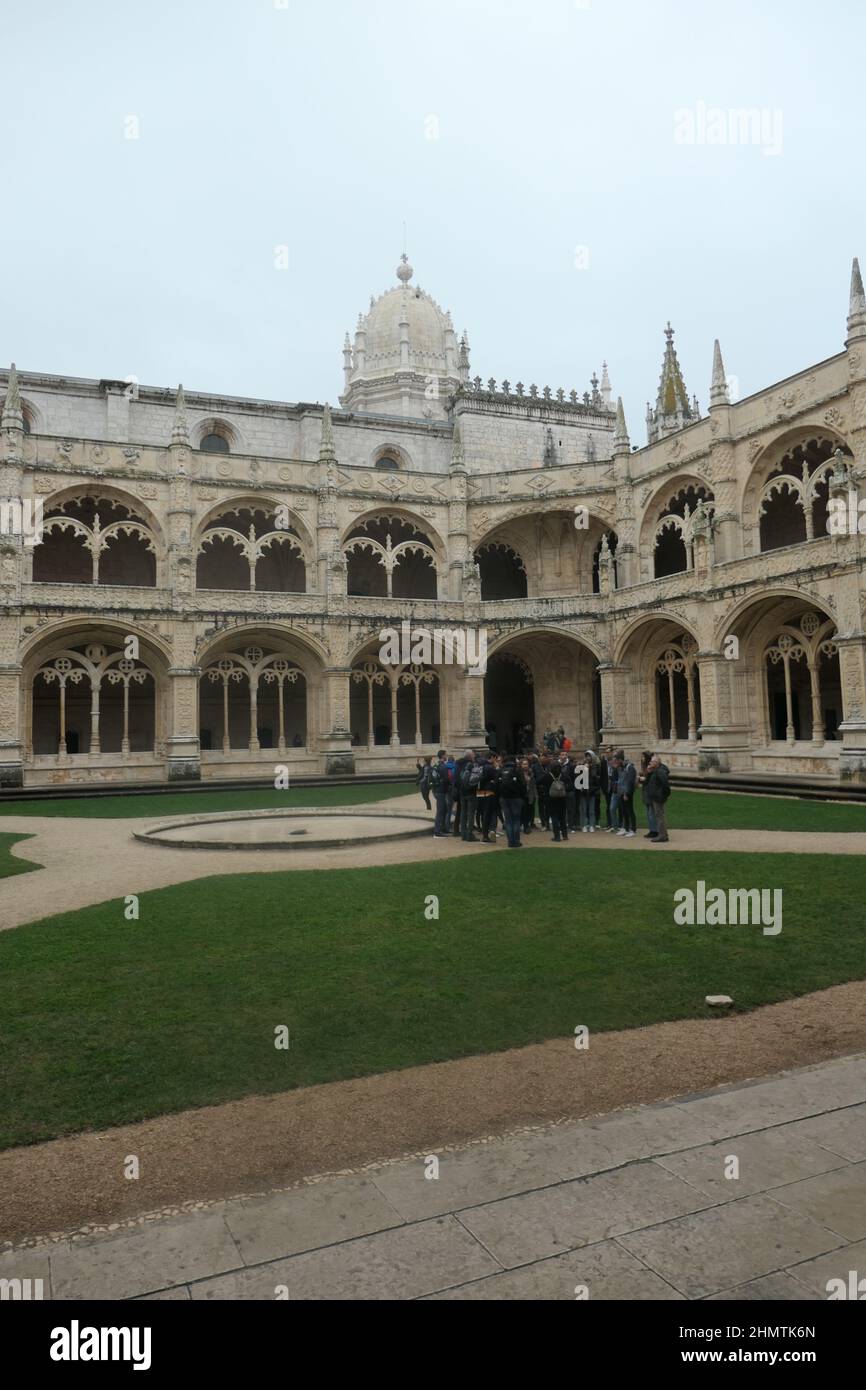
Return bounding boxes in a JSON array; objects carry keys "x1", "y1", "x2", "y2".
[
  {"x1": 498, "y1": 757, "x2": 527, "y2": 847},
  {"x1": 645, "y1": 754, "x2": 672, "y2": 842},
  {"x1": 543, "y1": 759, "x2": 569, "y2": 842},
  {"x1": 451, "y1": 750, "x2": 471, "y2": 838},
  {"x1": 478, "y1": 753, "x2": 501, "y2": 843},
  {"x1": 456, "y1": 749, "x2": 483, "y2": 843},
  {"x1": 430, "y1": 750, "x2": 452, "y2": 838}
]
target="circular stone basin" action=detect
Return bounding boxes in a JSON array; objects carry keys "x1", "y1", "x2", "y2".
[{"x1": 133, "y1": 806, "x2": 433, "y2": 851}]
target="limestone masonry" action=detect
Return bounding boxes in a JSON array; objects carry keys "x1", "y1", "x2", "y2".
[{"x1": 2, "y1": 253, "x2": 865, "y2": 787}]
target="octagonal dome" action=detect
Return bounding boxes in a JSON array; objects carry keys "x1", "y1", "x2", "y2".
[{"x1": 341, "y1": 255, "x2": 469, "y2": 419}]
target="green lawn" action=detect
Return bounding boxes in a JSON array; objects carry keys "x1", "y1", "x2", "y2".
[
  {"x1": 0, "y1": 781, "x2": 413, "y2": 820},
  {"x1": 661, "y1": 788, "x2": 866, "y2": 833},
  {"x1": 0, "y1": 832, "x2": 41, "y2": 879},
  {"x1": 1, "y1": 849, "x2": 862, "y2": 1149}
]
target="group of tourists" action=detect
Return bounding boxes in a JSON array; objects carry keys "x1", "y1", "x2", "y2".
[{"x1": 416, "y1": 744, "x2": 672, "y2": 848}]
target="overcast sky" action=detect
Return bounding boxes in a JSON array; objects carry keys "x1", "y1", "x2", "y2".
[{"x1": 2, "y1": 0, "x2": 863, "y2": 437}]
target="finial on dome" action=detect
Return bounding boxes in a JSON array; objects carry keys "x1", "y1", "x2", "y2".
[{"x1": 397, "y1": 252, "x2": 413, "y2": 284}]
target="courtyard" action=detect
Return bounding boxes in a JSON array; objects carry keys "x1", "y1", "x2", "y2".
[{"x1": 1, "y1": 782, "x2": 865, "y2": 1300}]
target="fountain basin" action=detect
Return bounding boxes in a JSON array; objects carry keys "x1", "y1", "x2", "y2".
[{"x1": 133, "y1": 806, "x2": 432, "y2": 851}]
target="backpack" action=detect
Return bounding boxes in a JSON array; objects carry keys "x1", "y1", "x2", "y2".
[
  {"x1": 500, "y1": 768, "x2": 521, "y2": 798},
  {"x1": 430, "y1": 763, "x2": 445, "y2": 793},
  {"x1": 549, "y1": 773, "x2": 566, "y2": 799},
  {"x1": 469, "y1": 764, "x2": 484, "y2": 788}
]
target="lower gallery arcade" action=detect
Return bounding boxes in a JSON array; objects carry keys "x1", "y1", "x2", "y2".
[{"x1": 13, "y1": 597, "x2": 847, "y2": 786}]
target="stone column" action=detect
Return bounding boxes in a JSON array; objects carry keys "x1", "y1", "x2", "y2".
[
  {"x1": 441, "y1": 666, "x2": 486, "y2": 750},
  {"x1": 836, "y1": 634, "x2": 866, "y2": 782},
  {"x1": 165, "y1": 667, "x2": 202, "y2": 781},
  {"x1": 447, "y1": 423, "x2": 469, "y2": 600},
  {"x1": 597, "y1": 662, "x2": 642, "y2": 753},
  {"x1": 694, "y1": 650, "x2": 750, "y2": 773},
  {"x1": 0, "y1": 660, "x2": 24, "y2": 788},
  {"x1": 320, "y1": 667, "x2": 355, "y2": 775}
]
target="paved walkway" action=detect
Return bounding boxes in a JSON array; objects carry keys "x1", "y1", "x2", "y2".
[
  {"x1": 4, "y1": 794, "x2": 866, "y2": 932},
  {"x1": 7, "y1": 1054, "x2": 865, "y2": 1300}
]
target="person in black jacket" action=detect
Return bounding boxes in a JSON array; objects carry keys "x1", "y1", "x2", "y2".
[
  {"x1": 477, "y1": 754, "x2": 501, "y2": 843},
  {"x1": 533, "y1": 753, "x2": 550, "y2": 829},
  {"x1": 644, "y1": 755, "x2": 671, "y2": 842},
  {"x1": 499, "y1": 757, "x2": 527, "y2": 847},
  {"x1": 542, "y1": 760, "x2": 569, "y2": 842},
  {"x1": 453, "y1": 749, "x2": 479, "y2": 841}
]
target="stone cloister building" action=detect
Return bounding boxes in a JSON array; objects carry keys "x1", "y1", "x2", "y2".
[{"x1": 2, "y1": 253, "x2": 866, "y2": 788}]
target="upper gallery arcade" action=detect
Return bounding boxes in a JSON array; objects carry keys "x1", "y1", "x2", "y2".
[{"x1": 2, "y1": 254, "x2": 866, "y2": 789}]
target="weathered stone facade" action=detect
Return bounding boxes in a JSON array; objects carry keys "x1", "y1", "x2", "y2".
[{"x1": 2, "y1": 255, "x2": 865, "y2": 788}]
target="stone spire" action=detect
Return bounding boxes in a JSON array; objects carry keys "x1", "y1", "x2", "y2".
[
  {"x1": 458, "y1": 330, "x2": 470, "y2": 380},
  {"x1": 1, "y1": 363, "x2": 23, "y2": 431},
  {"x1": 709, "y1": 339, "x2": 730, "y2": 407},
  {"x1": 450, "y1": 419, "x2": 466, "y2": 472},
  {"x1": 342, "y1": 332, "x2": 353, "y2": 390},
  {"x1": 613, "y1": 396, "x2": 630, "y2": 452},
  {"x1": 600, "y1": 361, "x2": 612, "y2": 408},
  {"x1": 648, "y1": 323, "x2": 694, "y2": 443},
  {"x1": 319, "y1": 402, "x2": 337, "y2": 466},
  {"x1": 847, "y1": 257, "x2": 866, "y2": 345},
  {"x1": 171, "y1": 384, "x2": 190, "y2": 447}
]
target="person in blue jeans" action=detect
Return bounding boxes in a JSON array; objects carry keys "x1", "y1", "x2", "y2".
[
  {"x1": 430, "y1": 749, "x2": 452, "y2": 837},
  {"x1": 607, "y1": 754, "x2": 621, "y2": 833},
  {"x1": 498, "y1": 757, "x2": 527, "y2": 847}
]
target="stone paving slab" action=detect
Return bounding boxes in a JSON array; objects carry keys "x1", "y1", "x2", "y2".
[
  {"x1": 781, "y1": 1103, "x2": 866, "y2": 1162},
  {"x1": 222, "y1": 1174, "x2": 404, "y2": 1265},
  {"x1": 705, "y1": 1272, "x2": 822, "y2": 1301},
  {"x1": 769, "y1": 1162, "x2": 866, "y2": 1242},
  {"x1": 426, "y1": 1238, "x2": 685, "y2": 1301},
  {"x1": 0, "y1": 1247, "x2": 52, "y2": 1299},
  {"x1": 457, "y1": 1161, "x2": 714, "y2": 1268},
  {"x1": 13, "y1": 1053, "x2": 866, "y2": 1301},
  {"x1": 188, "y1": 1216, "x2": 500, "y2": 1300},
  {"x1": 655, "y1": 1126, "x2": 849, "y2": 1199},
  {"x1": 618, "y1": 1193, "x2": 845, "y2": 1299},
  {"x1": 784, "y1": 1237, "x2": 866, "y2": 1298},
  {"x1": 368, "y1": 1133, "x2": 589, "y2": 1222},
  {"x1": 663, "y1": 1056, "x2": 866, "y2": 1140},
  {"x1": 49, "y1": 1212, "x2": 241, "y2": 1301}
]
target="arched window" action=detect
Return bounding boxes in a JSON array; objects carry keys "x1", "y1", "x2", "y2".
[
  {"x1": 475, "y1": 542, "x2": 527, "y2": 600},
  {"x1": 344, "y1": 516, "x2": 436, "y2": 599},
  {"x1": 33, "y1": 497, "x2": 157, "y2": 587},
  {"x1": 653, "y1": 485, "x2": 714, "y2": 578},
  {"x1": 375, "y1": 456, "x2": 400, "y2": 471},
  {"x1": 758, "y1": 438, "x2": 850, "y2": 552},
  {"x1": 200, "y1": 432, "x2": 230, "y2": 454}
]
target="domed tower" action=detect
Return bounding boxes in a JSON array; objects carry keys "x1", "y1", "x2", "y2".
[{"x1": 340, "y1": 254, "x2": 468, "y2": 419}]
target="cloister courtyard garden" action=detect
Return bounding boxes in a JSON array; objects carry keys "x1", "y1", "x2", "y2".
[{"x1": 2, "y1": 783, "x2": 866, "y2": 1171}]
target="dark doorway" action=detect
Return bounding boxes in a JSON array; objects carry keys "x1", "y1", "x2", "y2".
[{"x1": 484, "y1": 655, "x2": 534, "y2": 755}]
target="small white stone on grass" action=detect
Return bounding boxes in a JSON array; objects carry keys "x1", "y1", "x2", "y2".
[{"x1": 706, "y1": 994, "x2": 734, "y2": 1006}]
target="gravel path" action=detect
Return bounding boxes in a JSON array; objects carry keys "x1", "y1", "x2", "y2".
[
  {"x1": 3, "y1": 792, "x2": 866, "y2": 933},
  {"x1": 2, "y1": 981, "x2": 865, "y2": 1247}
]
